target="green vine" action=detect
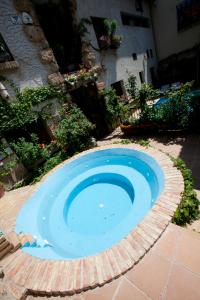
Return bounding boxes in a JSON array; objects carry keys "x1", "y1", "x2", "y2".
[{"x1": 0, "y1": 76, "x2": 66, "y2": 135}]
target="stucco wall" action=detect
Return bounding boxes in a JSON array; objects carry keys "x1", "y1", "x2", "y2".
[
  {"x1": 76, "y1": 0, "x2": 157, "y2": 87},
  {"x1": 0, "y1": 0, "x2": 52, "y2": 91},
  {"x1": 151, "y1": 0, "x2": 200, "y2": 61}
]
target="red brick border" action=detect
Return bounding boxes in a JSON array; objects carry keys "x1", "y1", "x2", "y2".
[{"x1": 0, "y1": 144, "x2": 184, "y2": 299}]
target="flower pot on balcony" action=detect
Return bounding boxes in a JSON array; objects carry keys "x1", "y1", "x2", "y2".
[
  {"x1": 110, "y1": 35, "x2": 122, "y2": 49},
  {"x1": 99, "y1": 36, "x2": 111, "y2": 50}
]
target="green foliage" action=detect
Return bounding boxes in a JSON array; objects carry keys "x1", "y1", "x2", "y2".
[
  {"x1": 126, "y1": 74, "x2": 160, "y2": 109},
  {"x1": 136, "y1": 83, "x2": 160, "y2": 109},
  {"x1": 101, "y1": 87, "x2": 130, "y2": 127},
  {"x1": 172, "y1": 158, "x2": 200, "y2": 226},
  {"x1": 55, "y1": 105, "x2": 95, "y2": 154},
  {"x1": 136, "y1": 139, "x2": 150, "y2": 147},
  {"x1": 104, "y1": 19, "x2": 117, "y2": 37},
  {"x1": 134, "y1": 82, "x2": 196, "y2": 129},
  {"x1": 126, "y1": 74, "x2": 137, "y2": 100},
  {"x1": 11, "y1": 134, "x2": 49, "y2": 168},
  {"x1": 0, "y1": 78, "x2": 65, "y2": 134},
  {"x1": 103, "y1": 19, "x2": 122, "y2": 48},
  {"x1": 77, "y1": 18, "x2": 92, "y2": 36},
  {"x1": 113, "y1": 138, "x2": 149, "y2": 147},
  {"x1": 41, "y1": 152, "x2": 64, "y2": 174}
]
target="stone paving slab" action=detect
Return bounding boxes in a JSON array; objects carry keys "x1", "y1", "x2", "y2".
[
  {"x1": 19, "y1": 224, "x2": 200, "y2": 300},
  {"x1": 0, "y1": 144, "x2": 184, "y2": 299}
]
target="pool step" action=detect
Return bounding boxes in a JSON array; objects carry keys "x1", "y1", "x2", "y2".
[{"x1": 18, "y1": 233, "x2": 35, "y2": 246}]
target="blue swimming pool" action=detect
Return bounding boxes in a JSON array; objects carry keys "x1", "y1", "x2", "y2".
[{"x1": 16, "y1": 148, "x2": 164, "y2": 260}]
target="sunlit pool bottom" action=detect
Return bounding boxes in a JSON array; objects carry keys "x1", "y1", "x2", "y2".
[{"x1": 16, "y1": 148, "x2": 164, "y2": 260}]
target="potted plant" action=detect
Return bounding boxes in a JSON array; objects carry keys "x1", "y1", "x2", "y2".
[
  {"x1": 110, "y1": 35, "x2": 122, "y2": 49},
  {"x1": 103, "y1": 19, "x2": 123, "y2": 50},
  {"x1": 0, "y1": 182, "x2": 5, "y2": 198},
  {"x1": 99, "y1": 35, "x2": 111, "y2": 49}
]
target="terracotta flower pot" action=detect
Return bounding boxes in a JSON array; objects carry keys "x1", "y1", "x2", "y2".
[{"x1": 120, "y1": 123, "x2": 159, "y2": 135}]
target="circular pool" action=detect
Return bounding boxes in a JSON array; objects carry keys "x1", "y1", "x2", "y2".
[{"x1": 16, "y1": 148, "x2": 164, "y2": 260}]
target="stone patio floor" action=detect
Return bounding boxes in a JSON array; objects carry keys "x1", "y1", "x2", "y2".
[{"x1": 1, "y1": 130, "x2": 200, "y2": 300}]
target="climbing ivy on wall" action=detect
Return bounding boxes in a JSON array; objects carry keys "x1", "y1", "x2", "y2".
[{"x1": 0, "y1": 76, "x2": 66, "y2": 135}]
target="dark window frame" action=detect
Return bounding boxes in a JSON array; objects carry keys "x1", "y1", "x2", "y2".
[
  {"x1": 139, "y1": 71, "x2": 145, "y2": 83},
  {"x1": 135, "y1": 0, "x2": 143, "y2": 12},
  {"x1": 121, "y1": 12, "x2": 150, "y2": 28},
  {"x1": 111, "y1": 80, "x2": 126, "y2": 97},
  {"x1": 0, "y1": 33, "x2": 14, "y2": 63},
  {"x1": 91, "y1": 16, "x2": 107, "y2": 48},
  {"x1": 132, "y1": 53, "x2": 137, "y2": 61}
]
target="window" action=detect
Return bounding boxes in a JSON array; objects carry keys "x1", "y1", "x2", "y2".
[
  {"x1": 135, "y1": 0, "x2": 143, "y2": 12},
  {"x1": 121, "y1": 12, "x2": 149, "y2": 28},
  {"x1": 132, "y1": 53, "x2": 137, "y2": 60},
  {"x1": 150, "y1": 49, "x2": 153, "y2": 58},
  {"x1": 139, "y1": 71, "x2": 145, "y2": 83},
  {"x1": 0, "y1": 33, "x2": 13, "y2": 63},
  {"x1": 177, "y1": 0, "x2": 200, "y2": 31},
  {"x1": 91, "y1": 16, "x2": 107, "y2": 48},
  {"x1": 111, "y1": 80, "x2": 126, "y2": 97},
  {"x1": 150, "y1": 67, "x2": 156, "y2": 85}
]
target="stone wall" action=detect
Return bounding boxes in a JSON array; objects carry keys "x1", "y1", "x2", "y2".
[{"x1": 0, "y1": 0, "x2": 53, "y2": 91}]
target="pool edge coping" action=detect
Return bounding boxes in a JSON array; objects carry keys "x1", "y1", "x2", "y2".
[{"x1": 0, "y1": 143, "x2": 184, "y2": 299}]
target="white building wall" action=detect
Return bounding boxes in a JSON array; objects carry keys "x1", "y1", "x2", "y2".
[
  {"x1": 151, "y1": 0, "x2": 200, "y2": 61},
  {"x1": 0, "y1": 0, "x2": 52, "y2": 91},
  {"x1": 76, "y1": 0, "x2": 157, "y2": 87}
]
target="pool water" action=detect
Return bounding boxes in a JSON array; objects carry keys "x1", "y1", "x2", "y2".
[{"x1": 16, "y1": 148, "x2": 164, "y2": 260}]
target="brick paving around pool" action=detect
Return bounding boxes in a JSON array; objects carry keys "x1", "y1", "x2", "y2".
[{"x1": 0, "y1": 143, "x2": 186, "y2": 299}]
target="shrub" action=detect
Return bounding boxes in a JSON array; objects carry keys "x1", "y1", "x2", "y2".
[
  {"x1": 12, "y1": 134, "x2": 49, "y2": 168},
  {"x1": 134, "y1": 82, "x2": 196, "y2": 129},
  {"x1": 126, "y1": 74, "x2": 137, "y2": 100},
  {"x1": 126, "y1": 74, "x2": 160, "y2": 109},
  {"x1": 101, "y1": 87, "x2": 130, "y2": 127},
  {"x1": 172, "y1": 158, "x2": 200, "y2": 226},
  {"x1": 55, "y1": 105, "x2": 95, "y2": 154},
  {"x1": 41, "y1": 152, "x2": 64, "y2": 174},
  {"x1": 136, "y1": 83, "x2": 160, "y2": 110}
]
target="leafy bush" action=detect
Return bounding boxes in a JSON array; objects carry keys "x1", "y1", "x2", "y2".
[
  {"x1": 126, "y1": 74, "x2": 160, "y2": 109},
  {"x1": 133, "y1": 82, "x2": 196, "y2": 129},
  {"x1": 12, "y1": 134, "x2": 49, "y2": 168},
  {"x1": 104, "y1": 19, "x2": 117, "y2": 37},
  {"x1": 136, "y1": 83, "x2": 160, "y2": 110},
  {"x1": 172, "y1": 158, "x2": 199, "y2": 226},
  {"x1": 55, "y1": 105, "x2": 95, "y2": 154},
  {"x1": 41, "y1": 152, "x2": 64, "y2": 174},
  {"x1": 126, "y1": 74, "x2": 137, "y2": 100},
  {"x1": 101, "y1": 87, "x2": 130, "y2": 127},
  {"x1": 0, "y1": 80, "x2": 66, "y2": 134}
]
